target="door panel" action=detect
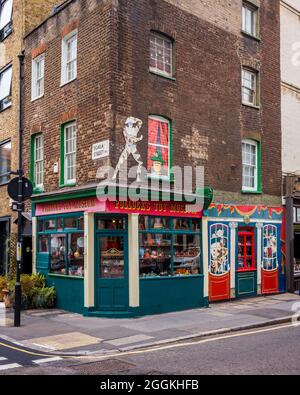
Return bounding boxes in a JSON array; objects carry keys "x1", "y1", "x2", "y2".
[{"x1": 96, "y1": 233, "x2": 128, "y2": 311}]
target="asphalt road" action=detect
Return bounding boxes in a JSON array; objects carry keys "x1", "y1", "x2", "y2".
[{"x1": 0, "y1": 323, "x2": 300, "y2": 375}]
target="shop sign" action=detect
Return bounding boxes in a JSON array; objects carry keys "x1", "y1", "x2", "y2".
[
  {"x1": 36, "y1": 198, "x2": 203, "y2": 218},
  {"x1": 92, "y1": 140, "x2": 110, "y2": 160}
]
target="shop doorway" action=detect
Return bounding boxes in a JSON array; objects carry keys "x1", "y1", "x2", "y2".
[
  {"x1": 236, "y1": 227, "x2": 257, "y2": 298},
  {"x1": 0, "y1": 219, "x2": 10, "y2": 275},
  {"x1": 95, "y1": 216, "x2": 128, "y2": 311}
]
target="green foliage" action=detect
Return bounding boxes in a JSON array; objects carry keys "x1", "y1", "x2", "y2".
[
  {"x1": 4, "y1": 274, "x2": 55, "y2": 310},
  {"x1": 0, "y1": 276, "x2": 8, "y2": 302}
]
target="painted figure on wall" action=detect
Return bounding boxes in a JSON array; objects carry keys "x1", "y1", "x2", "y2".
[
  {"x1": 112, "y1": 117, "x2": 144, "y2": 182},
  {"x1": 209, "y1": 224, "x2": 229, "y2": 275},
  {"x1": 263, "y1": 225, "x2": 278, "y2": 270}
]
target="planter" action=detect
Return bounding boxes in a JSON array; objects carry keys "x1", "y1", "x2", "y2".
[{"x1": 1, "y1": 289, "x2": 11, "y2": 309}]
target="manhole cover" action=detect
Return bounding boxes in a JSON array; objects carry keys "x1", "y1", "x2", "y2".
[{"x1": 71, "y1": 359, "x2": 136, "y2": 375}]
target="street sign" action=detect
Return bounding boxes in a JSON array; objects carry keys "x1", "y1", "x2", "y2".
[{"x1": 7, "y1": 177, "x2": 33, "y2": 201}]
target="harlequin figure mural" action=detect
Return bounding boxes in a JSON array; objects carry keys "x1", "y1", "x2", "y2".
[
  {"x1": 112, "y1": 117, "x2": 144, "y2": 182},
  {"x1": 209, "y1": 223, "x2": 231, "y2": 302}
]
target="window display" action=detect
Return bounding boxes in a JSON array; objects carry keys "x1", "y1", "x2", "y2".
[
  {"x1": 139, "y1": 216, "x2": 201, "y2": 278},
  {"x1": 68, "y1": 234, "x2": 84, "y2": 276},
  {"x1": 263, "y1": 225, "x2": 278, "y2": 270},
  {"x1": 238, "y1": 227, "x2": 255, "y2": 271},
  {"x1": 50, "y1": 234, "x2": 67, "y2": 275},
  {"x1": 100, "y1": 236, "x2": 125, "y2": 278},
  {"x1": 38, "y1": 235, "x2": 49, "y2": 253},
  {"x1": 97, "y1": 218, "x2": 126, "y2": 231}
]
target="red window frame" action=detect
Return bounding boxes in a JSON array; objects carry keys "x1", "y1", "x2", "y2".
[{"x1": 238, "y1": 227, "x2": 255, "y2": 272}]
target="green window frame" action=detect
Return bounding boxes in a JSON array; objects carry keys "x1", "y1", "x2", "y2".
[
  {"x1": 242, "y1": 139, "x2": 262, "y2": 194},
  {"x1": 30, "y1": 133, "x2": 44, "y2": 193},
  {"x1": 139, "y1": 216, "x2": 202, "y2": 279},
  {"x1": 60, "y1": 121, "x2": 77, "y2": 187}
]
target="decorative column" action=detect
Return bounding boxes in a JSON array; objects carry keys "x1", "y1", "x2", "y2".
[
  {"x1": 202, "y1": 217, "x2": 209, "y2": 300},
  {"x1": 128, "y1": 214, "x2": 140, "y2": 308},
  {"x1": 256, "y1": 223, "x2": 263, "y2": 295},
  {"x1": 32, "y1": 217, "x2": 37, "y2": 274},
  {"x1": 84, "y1": 212, "x2": 95, "y2": 308},
  {"x1": 229, "y1": 222, "x2": 238, "y2": 299}
]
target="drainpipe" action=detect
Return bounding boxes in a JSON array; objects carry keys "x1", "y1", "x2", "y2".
[{"x1": 14, "y1": 51, "x2": 25, "y2": 327}]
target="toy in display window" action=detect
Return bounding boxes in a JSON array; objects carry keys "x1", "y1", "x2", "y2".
[
  {"x1": 139, "y1": 233, "x2": 172, "y2": 277},
  {"x1": 173, "y1": 234, "x2": 201, "y2": 275},
  {"x1": 263, "y1": 225, "x2": 278, "y2": 270},
  {"x1": 50, "y1": 235, "x2": 67, "y2": 275},
  {"x1": 68, "y1": 234, "x2": 84, "y2": 277},
  {"x1": 100, "y1": 237, "x2": 125, "y2": 279},
  {"x1": 209, "y1": 224, "x2": 229, "y2": 275}
]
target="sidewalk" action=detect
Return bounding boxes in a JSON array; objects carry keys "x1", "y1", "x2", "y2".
[{"x1": 0, "y1": 293, "x2": 300, "y2": 356}]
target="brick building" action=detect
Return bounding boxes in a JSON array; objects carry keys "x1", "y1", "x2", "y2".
[
  {"x1": 23, "y1": 0, "x2": 284, "y2": 317},
  {"x1": 0, "y1": 0, "x2": 58, "y2": 275}
]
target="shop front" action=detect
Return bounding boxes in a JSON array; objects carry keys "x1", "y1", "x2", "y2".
[
  {"x1": 32, "y1": 188, "x2": 211, "y2": 317},
  {"x1": 206, "y1": 204, "x2": 285, "y2": 302}
]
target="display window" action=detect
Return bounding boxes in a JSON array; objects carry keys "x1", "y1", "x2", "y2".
[
  {"x1": 37, "y1": 214, "x2": 84, "y2": 277},
  {"x1": 263, "y1": 225, "x2": 278, "y2": 271},
  {"x1": 97, "y1": 217, "x2": 126, "y2": 231},
  {"x1": 238, "y1": 227, "x2": 255, "y2": 271},
  {"x1": 99, "y1": 236, "x2": 125, "y2": 279},
  {"x1": 209, "y1": 223, "x2": 229, "y2": 275},
  {"x1": 139, "y1": 216, "x2": 201, "y2": 278}
]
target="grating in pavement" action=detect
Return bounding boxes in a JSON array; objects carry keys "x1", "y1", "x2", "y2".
[{"x1": 70, "y1": 359, "x2": 135, "y2": 375}]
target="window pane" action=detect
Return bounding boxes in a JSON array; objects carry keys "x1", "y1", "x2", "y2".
[
  {"x1": 0, "y1": 0, "x2": 13, "y2": 30},
  {"x1": 68, "y1": 233, "x2": 84, "y2": 277},
  {"x1": 38, "y1": 236, "x2": 49, "y2": 253},
  {"x1": 149, "y1": 33, "x2": 173, "y2": 76},
  {"x1": 45, "y1": 219, "x2": 56, "y2": 231},
  {"x1": 50, "y1": 234, "x2": 67, "y2": 275},
  {"x1": 64, "y1": 217, "x2": 77, "y2": 230},
  {"x1": 0, "y1": 141, "x2": 11, "y2": 184},
  {"x1": 0, "y1": 66, "x2": 12, "y2": 101},
  {"x1": 148, "y1": 117, "x2": 170, "y2": 177},
  {"x1": 149, "y1": 217, "x2": 169, "y2": 230},
  {"x1": 100, "y1": 236, "x2": 125, "y2": 278},
  {"x1": 173, "y1": 234, "x2": 201, "y2": 276},
  {"x1": 97, "y1": 217, "x2": 126, "y2": 230},
  {"x1": 139, "y1": 233, "x2": 172, "y2": 277},
  {"x1": 173, "y1": 219, "x2": 191, "y2": 230}
]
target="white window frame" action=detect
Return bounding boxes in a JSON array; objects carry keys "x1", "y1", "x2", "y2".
[
  {"x1": 242, "y1": 2, "x2": 259, "y2": 38},
  {"x1": 0, "y1": 139, "x2": 11, "y2": 185},
  {"x1": 242, "y1": 139, "x2": 258, "y2": 192},
  {"x1": 0, "y1": 64, "x2": 12, "y2": 111},
  {"x1": 0, "y1": 0, "x2": 13, "y2": 40},
  {"x1": 61, "y1": 30, "x2": 77, "y2": 86},
  {"x1": 33, "y1": 134, "x2": 44, "y2": 189},
  {"x1": 31, "y1": 53, "x2": 45, "y2": 101},
  {"x1": 63, "y1": 122, "x2": 77, "y2": 185},
  {"x1": 242, "y1": 68, "x2": 259, "y2": 107},
  {"x1": 150, "y1": 32, "x2": 173, "y2": 78}
]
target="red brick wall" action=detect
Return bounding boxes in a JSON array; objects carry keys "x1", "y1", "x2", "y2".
[{"x1": 23, "y1": 0, "x2": 281, "y2": 203}]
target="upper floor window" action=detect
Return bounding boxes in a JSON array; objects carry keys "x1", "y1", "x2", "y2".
[
  {"x1": 31, "y1": 54, "x2": 45, "y2": 101},
  {"x1": 242, "y1": 68, "x2": 259, "y2": 107},
  {"x1": 148, "y1": 115, "x2": 171, "y2": 179},
  {"x1": 0, "y1": 0, "x2": 13, "y2": 41},
  {"x1": 61, "y1": 31, "x2": 77, "y2": 86},
  {"x1": 61, "y1": 122, "x2": 76, "y2": 185},
  {"x1": 0, "y1": 140, "x2": 11, "y2": 185},
  {"x1": 0, "y1": 64, "x2": 12, "y2": 111},
  {"x1": 294, "y1": 207, "x2": 300, "y2": 224},
  {"x1": 150, "y1": 32, "x2": 173, "y2": 78},
  {"x1": 242, "y1": 139, "x2": 259, "y2": 192},
  {"x1": 242, "y1": 2, "x2": 259, "y2": 38},
  {"x1": 33, "y1": 134, "x2": 44, "y2": 190}
]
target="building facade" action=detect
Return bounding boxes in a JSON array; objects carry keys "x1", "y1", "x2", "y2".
[
  {"x1": 23, "y1": 0, "x2": 284, "y2": 317},
  {"x1": 281, "y1": 0, "x2": 300, "y2": 292},
  {"x1": 0, "y1": 0, "x2": 58, "y2": 275}
]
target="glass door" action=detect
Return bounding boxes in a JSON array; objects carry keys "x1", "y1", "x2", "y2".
[{"x1": 95, "y1": 226, "x2": 128, "y2": 311}]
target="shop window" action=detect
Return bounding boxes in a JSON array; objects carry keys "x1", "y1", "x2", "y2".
[
  {"x1": 150, "y1": 32, "x2": 173, "y2": 78},
  {"x1": 78, "y1": 216, "x2": 84, "y2": 230},
  {"x1": 38, "y1": 219, "x2": 44, "y2": 233},
  {"x1": 0, "y1": 64, "x2": 12, "y2": 111},
  {"x1": 64, "y1": 217, "x2": 78, "y2": 230},
  {"x1": 45, "y1": 219, "x2": 56, "y2": 231},
  {"x1": 209, "y1": 223, "x2": 229, "y2": 275},
  {"x1": 263, "y1": 225, "x2": 278, "y2": 271},
  {"x1": 57, "y1": 217, "x2": 63, "y2": 231},
  {"x1": 50, "y1": 234, "x2": 67, "y2": 275},
  {"x1": 97, "y1": 217, "x2": 126, "y2": 231},
  {"x1": 238, "y1": 227, "x2": 255, "y2": 271},
  {"x1": 61, "y1": 30, "x2": 77, "y2": 86},
  {"x1": 242, "y1": 2, "x2": 259, "y2": 38},
  {"x1": 100, "y1": 236, "x2": 125, "y2": 278},
  {"x1": 38, "y1": 236, "x2": 49, "y2": 253},
  {"x1": 139, "y1": 216, "x2": 202, "y2": 278},
  {"x1": 0, "y1": 140, "x2": 11, "y2": 184},
  {"x1": 0, "y1": 0, "x2": 13, "y2": 41},
  {"x1": 148, "y1": 116, "x2": 171, "y2": 179},
  {"x1": 68, "y1": 233, "x2": 84, "y2": 277}
]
